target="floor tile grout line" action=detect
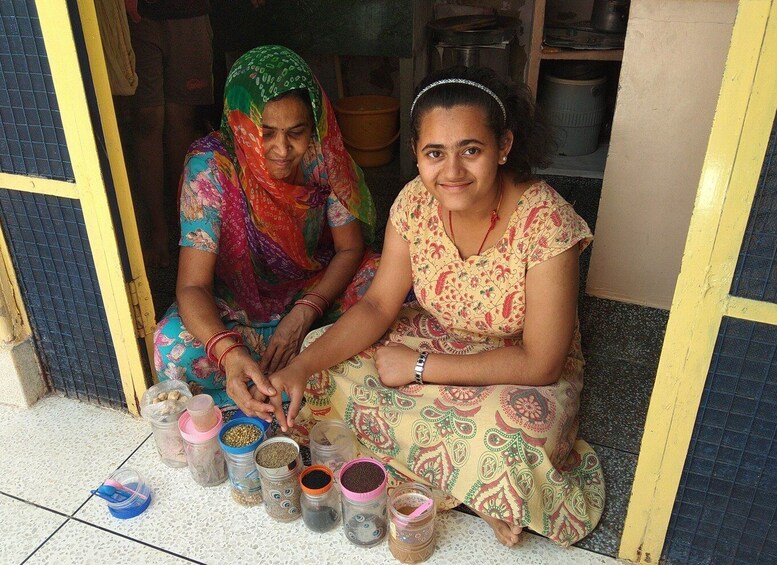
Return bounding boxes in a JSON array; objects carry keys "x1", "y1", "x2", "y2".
[
  {"x1": 0, "y1": 491, "x2": 74, "y2": 519},
  {"x1": 1, "y1": 490, "x2": 202, "y2": 564},
  {"x1": 63, "y1": 514, "x2": 206, "y2": 564},
  {"x1": 19, "y1": 517, "x2": 70, "y2": 565},
  {"x1": 68, "y1": 433, "x2": 153, "y2": 517}
]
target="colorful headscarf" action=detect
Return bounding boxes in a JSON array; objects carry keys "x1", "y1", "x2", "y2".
[{"x1": 220, "y1": 44, "x2": 376, "y2": 258}]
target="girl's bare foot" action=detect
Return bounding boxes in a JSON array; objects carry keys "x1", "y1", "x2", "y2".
[{"x1": 474, "y1": 509, "x2": 523, "y2": 547}]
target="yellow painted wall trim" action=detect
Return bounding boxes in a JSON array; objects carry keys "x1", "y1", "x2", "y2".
[
  {"x1": 36, "y1": 0, "x2": 150, "y2": 415},
  {"x1": 725, "y1": 295, "x2": 777, "y2": 326},
  {"x1": 0, "y1": 172, "x2": 79, "y2": 200},
  {"x1": 619, "y1": 1, "x2": 777, "y2": 562},
  {"x1": 75, "y1": 0, "x2": 158, "y2": 383}
]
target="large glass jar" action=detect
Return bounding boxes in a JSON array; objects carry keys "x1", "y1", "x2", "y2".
[
  {"x1": 339, "y1": 458, "x2": 388, "y2": 547},
  {"x1": 254, "y1": 436, "x2": 303, "y2": 522},
  {"x1": 388, "y1": 482, "x2": 436, "y2": 563},
  {"x1": 299, "y1": 465, "x2": 341, "y2": 533}
]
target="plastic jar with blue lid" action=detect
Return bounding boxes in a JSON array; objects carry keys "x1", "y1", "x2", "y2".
[
  {"x1": 218, "y1": 417, "x2": 268, "y2": 506},
  {"x1": 102, "y1": 468, "x2": 153, "y2": 519}
]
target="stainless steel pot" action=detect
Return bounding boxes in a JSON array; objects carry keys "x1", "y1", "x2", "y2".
[{"x1": 591, "y1": 0, "x2": 630, "y2": 34}]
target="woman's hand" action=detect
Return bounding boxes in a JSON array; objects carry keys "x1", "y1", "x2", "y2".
[
  {"x1": 260, "y1": 306, "x2": 316, "y2": 374},
  {"x1": 224, "y1": 348, "x2": 278, "y2": 421},
  {"x1": 267, "y1": 361, "x2": 310, "y2": 432},
  {"x1": 375, "y1": 343, "x2": 417, "y2": 387}
]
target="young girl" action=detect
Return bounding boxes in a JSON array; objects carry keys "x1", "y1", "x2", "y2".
[{"x1": 249, "y1": 65, "x2": 605, "y2": 548}]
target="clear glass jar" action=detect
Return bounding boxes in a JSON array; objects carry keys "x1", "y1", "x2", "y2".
[
  {"x1": 178, "y1": 408, "x2": 227, "y2": 487},
  {"x1": 388, "y1": 482, "x2": 436, "y2": 563},
  {"x1": 218, "y1": 418, "x2": 267, "y2": 506},
  {"x1": 254, "y1": 436, "x2": 303, "y2": 522},
  {"x1": 299, "y1": 465, "x2": 341, "y2": 533},
  {"x1": 339, "y1": 458, "x2": 388, "y2": 547},
  {"x1": 309, "y1": 419, "x2": 356, "y2": 478}
]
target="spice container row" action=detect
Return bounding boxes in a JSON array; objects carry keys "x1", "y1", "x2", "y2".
[{"x1": 136, "y1": 383, "x2": 438, "y2": 562}]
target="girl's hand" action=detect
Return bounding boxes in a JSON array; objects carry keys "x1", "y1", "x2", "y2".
[
  {"x1": 260, "y1": 306, "x2": 316, "y2": 374},
  {"x1": 224, "y1": 348, "x2": 277, "y2": 421},
  {"x1": 268, "y1": 362, "x2": 310, "y2": 432},
  {"x1": 375, "y1": 343, "x2": 418, "y2": 387}
]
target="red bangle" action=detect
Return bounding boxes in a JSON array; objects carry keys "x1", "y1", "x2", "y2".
[
  {"x1": 303, "y1": 291, "x2": 331, "y2": 310},
  {"x1": 218, "y1": 343, "x2": 246, "y2": 372},
  {"x1": 294, "y1": 298, "x2": 324, "y2": 318},
  {"x1": 205, "y1": 330, "x2": 231, "y2": 351},
  {"x1": 206, "y1": 330, "x2": 242, "y2": 362}
]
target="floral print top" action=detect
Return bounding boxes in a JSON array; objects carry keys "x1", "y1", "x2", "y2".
[
  {"x1": 389, "y1": 177, "x2": 592, "y2": 341},
  {"x1": 180, "y1": 147, "x2": 356, "y2": 258}
]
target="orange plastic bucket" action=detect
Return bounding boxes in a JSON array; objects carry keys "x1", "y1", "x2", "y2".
[{"x1": 334, "y1": 95, "x2": 400, "y2": 167}]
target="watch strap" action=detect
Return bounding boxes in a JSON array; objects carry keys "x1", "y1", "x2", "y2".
[{"x1": 414, "y1": 351, "x2": 428, "y2": 385}]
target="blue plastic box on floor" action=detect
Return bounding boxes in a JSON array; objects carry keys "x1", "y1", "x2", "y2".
[{"x1": 93, "y1": 468, "x2": 152, "y2": 519}]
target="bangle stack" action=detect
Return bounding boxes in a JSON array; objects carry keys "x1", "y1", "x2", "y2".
[
  {"x1": 294, "y1": 298, "x2": 324, "y2": 317},
  {"x1": 205, "y1": 330, "x2": 246, "y2": 372},
  {"x1": 294, "y1": 290, "x2": 331, "y2": 319},
  {"x1": 217, "y1": 342, "x2": 247, "y2": 372},
  {"x1": 303, "y1": 291, "x2": 331, "y2": 310}
]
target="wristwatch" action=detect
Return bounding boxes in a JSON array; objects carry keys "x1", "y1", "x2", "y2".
[{"x1": 414, "y1": 351, "x2": 428, "y2": 385}]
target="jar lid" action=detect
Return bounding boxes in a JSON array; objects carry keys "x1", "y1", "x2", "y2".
[
  {"x1": 299, "y1": 465, "x2": 334, "y2": 495},
  {"x1": 339, "y1": 458, "x2": 387, "y2": 502},
  {"x1": 218, "y1": 417, "x2": 267, "y2": 455},
  {"x1": 428, "y1": 15, "x2": 517, "y2": 46},
  {"x1": 178, "y1": 408, "x2": 223, "y2": 443}
]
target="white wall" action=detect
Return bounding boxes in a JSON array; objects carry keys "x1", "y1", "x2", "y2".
[{"x1": 586, "y1": 0, "x2": 738, "y2": 309}]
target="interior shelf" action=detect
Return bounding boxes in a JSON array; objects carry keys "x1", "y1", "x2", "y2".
[{"x1": 540, "y1": 48, "x2": 623, "y2": 61}]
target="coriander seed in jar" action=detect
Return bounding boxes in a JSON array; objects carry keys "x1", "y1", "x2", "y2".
[{"x1": 218, "y1": 417, "x2": 268, "y2": 506}]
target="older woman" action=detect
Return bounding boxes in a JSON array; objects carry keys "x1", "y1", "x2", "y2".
[
  {"x1": 257, "y1": 65, "x2": 605, "y2": 548},
  {"x1": 153, "y1": 46, "x2": 378, "y2": 408}
]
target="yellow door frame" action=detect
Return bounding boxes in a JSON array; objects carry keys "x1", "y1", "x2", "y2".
[
  {"x1": 619, "y1": 1, "x2": 777, "y2": 562},
  {"x1": 74, "y1": 0, "x2": 158, "y2": 368},
  {"x1": 0, "y1": 1, "x2": 157, "y2": 414}
]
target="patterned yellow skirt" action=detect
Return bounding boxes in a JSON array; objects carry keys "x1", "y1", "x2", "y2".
[{"x1": 295, "y1": 304, "x2": 605, "y2": 546}]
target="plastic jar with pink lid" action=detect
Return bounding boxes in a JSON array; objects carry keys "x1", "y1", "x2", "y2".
[
  {"x1": 339, "y1": 458, "x2": 388, "y2": 547},
  {"x1": 178, "y1": 396, "x2": 227, "y2": 486}
]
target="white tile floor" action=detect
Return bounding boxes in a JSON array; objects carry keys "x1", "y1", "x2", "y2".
[{"x1": 0, "y1": 396, "x2": 622, "y2": 565}]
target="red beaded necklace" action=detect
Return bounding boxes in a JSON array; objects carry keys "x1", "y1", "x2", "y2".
[{"x1": 449, "y1": 175, "x2": 504, "y2": 256}]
